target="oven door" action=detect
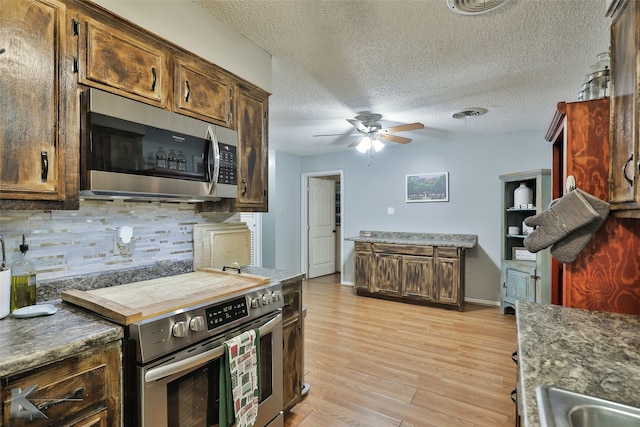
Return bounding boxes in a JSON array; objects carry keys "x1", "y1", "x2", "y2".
[{"x1": 139, "y1": 312, "x2": 283, "y2": 427}]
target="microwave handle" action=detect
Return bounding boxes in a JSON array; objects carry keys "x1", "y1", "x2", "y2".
[
  {"x1": 203, "y1": 126, "x2": 221, "y2": 191},
  {"x1": 144, "y1": 313, "x2": 282, "y2": 383}
]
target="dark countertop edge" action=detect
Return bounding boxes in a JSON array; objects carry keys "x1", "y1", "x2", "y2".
[
  {"x1": 0, "y1": 300, "x2": 123, "y2": 377},
  {"x1": 516, "y1": 300, "x2": 640, "y2": 427}
]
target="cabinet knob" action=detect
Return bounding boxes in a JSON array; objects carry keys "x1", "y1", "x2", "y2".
[{"x1": 0, "y1": 48, "x2": 5, "y2": 54}]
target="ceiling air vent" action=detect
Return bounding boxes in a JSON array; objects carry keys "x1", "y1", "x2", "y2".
[
  {"x1": 446, "y1": 0, "x2": 512, "y2": 15},
  {"x1": 452, "y1": 108, "x2": 488, "y2": 119}
]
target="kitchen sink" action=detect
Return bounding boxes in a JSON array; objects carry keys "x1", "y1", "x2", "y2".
[{"x1": 537, "y1": 385, "x2": 640, "y2": 427}]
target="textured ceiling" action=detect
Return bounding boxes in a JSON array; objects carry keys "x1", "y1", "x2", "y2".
[{"x1": 194, "y1": 0, "x2": 611, "y2": 156}]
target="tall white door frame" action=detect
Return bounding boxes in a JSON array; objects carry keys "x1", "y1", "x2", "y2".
[{"x1": 300, "y1": 170, "x2": 344, "y2": 283}]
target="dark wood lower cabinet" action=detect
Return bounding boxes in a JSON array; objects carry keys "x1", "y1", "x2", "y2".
[
  {"x1": 282, "y1": 278, "x2": 303, "y2": 413},
  {"x1": 354, "y1": 242, "x2": 466, "y2": 310},
  {"x1": 1, "y1": 341, "x2": 121, "y2": 427}
]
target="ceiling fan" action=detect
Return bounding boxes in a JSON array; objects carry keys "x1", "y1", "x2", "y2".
[{"x1": 315, "y1": 113, "x2": 425, "y2": 153}]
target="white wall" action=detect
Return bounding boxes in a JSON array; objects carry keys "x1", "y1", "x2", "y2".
[
  {"x1": 277, "y1": 129, "x2": 551, "y2": 303},
  {"x1": 92, "y1": 0, "x2": 272, "y2": 92}
]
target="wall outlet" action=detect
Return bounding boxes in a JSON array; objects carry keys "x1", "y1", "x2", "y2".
[{"x1": 387, "y1": 207, "x2": 395, "y2": 215}]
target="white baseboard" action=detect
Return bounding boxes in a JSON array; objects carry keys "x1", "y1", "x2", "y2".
[{"x1": 465, "y1": 297, "x2": 500, "y2": 307}]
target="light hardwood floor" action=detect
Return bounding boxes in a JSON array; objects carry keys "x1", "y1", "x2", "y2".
[{"x1": 284, "y1": 273, "x2": 518, "y2": 427}]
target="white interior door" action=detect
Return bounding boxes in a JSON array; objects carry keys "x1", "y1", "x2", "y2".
[{"x1": 308, "y1": 177, "x2": 336, "y2": 278}]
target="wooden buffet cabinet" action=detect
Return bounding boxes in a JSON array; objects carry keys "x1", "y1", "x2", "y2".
[
  {"x1": 1, "y1": 0, "x2": 269, "y2": 212},
  {"x1": 350, "y1": 232, "x2": 477, "y2": 311}
]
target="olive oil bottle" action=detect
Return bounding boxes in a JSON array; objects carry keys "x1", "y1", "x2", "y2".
[{"x1": 10, "y1": 235, "x2": 36, "y2": 311}]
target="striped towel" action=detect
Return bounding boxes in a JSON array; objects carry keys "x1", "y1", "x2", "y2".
[{"x1": 220, "y1": 329, "x2": 261, "y2": 427}]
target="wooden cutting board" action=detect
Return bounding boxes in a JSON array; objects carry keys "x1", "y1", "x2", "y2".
[{"x1": 61, "y1": 268, "x2": 270, "y2": 325}]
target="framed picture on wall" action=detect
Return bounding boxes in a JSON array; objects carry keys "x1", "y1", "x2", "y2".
[{"x1": 406, "y1": 172, "x2": 449, "y2": 202}]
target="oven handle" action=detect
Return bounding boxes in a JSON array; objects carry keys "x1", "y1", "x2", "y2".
[{"x1": 144, "y1": 313, "x2": 282, "y2": 383}]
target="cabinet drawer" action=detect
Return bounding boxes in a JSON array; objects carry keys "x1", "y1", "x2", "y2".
[
  {"x1": 437, "y1": 247, "x2": 460, "y2": 258},
  {"x1": 355, "y1": 242, "x2": 372, "y2": 252},
  {"x1": 3, "y1": 359, "x2": 107, "y2": 426},
  {"x1": 282, "y1": 288, "x2": 301, "y2": 322},
  {"x1": 373, "y1": 243, "x2": 433, "y2": 256}
]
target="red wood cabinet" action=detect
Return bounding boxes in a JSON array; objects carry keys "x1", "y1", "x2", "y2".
[{"x1": 546, "y1": 98, "x2": 640, "y2": 314}]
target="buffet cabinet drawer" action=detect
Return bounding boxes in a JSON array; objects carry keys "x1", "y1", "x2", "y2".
[
  {"x1": 437, "y1": 247, "x2": 460, "y2": 258},
  {"x1": 354, "y1": 242, "x2": 372, "y2": 253},
  {"x1": 1, "y1": 342, "x2": 121, "y2": 427},
  {"x1": 373, "y1": 243, "x2": 434, "y2": 256}
]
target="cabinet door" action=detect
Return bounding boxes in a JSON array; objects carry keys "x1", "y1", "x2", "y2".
[
  {"x1": 436, "y1": 256, "x2": 460, "y2": 304},
  {"x1": 374, "y1": 253, "x2": 402, "y2": 295},
  {"x1": 235, "y1": 85, "x2": 268, "y2": 210},
  {"x1": 354, "y1": 245, "x2": 374, "y2": 291},
  {"x1": 281, "y1": 280, "x2": 302, "y2": 413},
  {"x1": 0, "y1": 0, "x2": 77, "y2": 207},
  {"x1": 502, "y1": 262, "x2": 537, "y2": 303},
  {"x1": 174, "y1": 56, "x2": 233, "y2": 126},
  {"x1": 79, "y1": 16, "x2": 168, "y2": 107},
  {"x1": 610, "y1": 0, "x2": 640, "y2": 210},
  {"x1": 402, "y1": 255, "x2": 434, "y2": 300}
]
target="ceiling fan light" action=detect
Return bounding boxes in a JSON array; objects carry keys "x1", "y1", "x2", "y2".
[
  {"x1": 372, "y1": 139, "x2": 384, "y2": 152},
  {"x1": 356, "y1": 137, "x2": 372, "y2": 153}
]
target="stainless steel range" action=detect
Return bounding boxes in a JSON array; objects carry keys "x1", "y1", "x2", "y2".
[{"x1": 62, "y1": 270, "x2": 285, "y2": 427}]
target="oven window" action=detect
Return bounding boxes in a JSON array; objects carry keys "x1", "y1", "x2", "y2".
[
  {"x1": 259, "y1": 332, "x2": 273, "y2": 402},
  {"x1": 167, "y1": 363, "x2": 220, "y2": 427}
]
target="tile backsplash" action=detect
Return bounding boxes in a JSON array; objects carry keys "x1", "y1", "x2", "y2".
[{"x1": 0, "y1": 199, "x2": 238, "y2": 283}]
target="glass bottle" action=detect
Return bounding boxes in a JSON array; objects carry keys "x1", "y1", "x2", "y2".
[
  {"x1": 155, "y1": 146, "x2": 167, "y2": 168},
  {"x1": 10, "y1": 235, "x2": 36, "y2": 311},
  {"x1": 177, "y1": 151, "x2": 187, "y2": 171},
  {"x1": 167, "y1": 149, "x2": 177, "y2": 170}
]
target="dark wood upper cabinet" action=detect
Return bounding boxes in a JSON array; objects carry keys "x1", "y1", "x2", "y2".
[
  {"x1": 174, "y1": 55, "x2": 234, "y2": 127},
  {"x1": 0, "y1": 0, "x2": 79, "y2": 210},
  {"x1": 609, "y1": 0, "x2": 640, "y2": 216}
]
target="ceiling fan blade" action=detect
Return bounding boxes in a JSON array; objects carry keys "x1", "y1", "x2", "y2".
[
  {"x1": 380, "y1": 134, "x2": 412, "y2": 144},
  {"x1": 346, "y1": 118, "x2": 368, "y2": 133},
  {"x1": 347, "y1": 136, "x2": 364, "y2": 148},
  {"x1": 313, "y1": 133, "x2": 360, "y2": 137},
  {"x1": 382, "y1": 122, "x2": 425, "y2": 133}
]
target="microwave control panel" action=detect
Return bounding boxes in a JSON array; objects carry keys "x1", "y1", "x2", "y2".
[{"x1": 218, "y1": 143, "x2": 237, "y2": 185}]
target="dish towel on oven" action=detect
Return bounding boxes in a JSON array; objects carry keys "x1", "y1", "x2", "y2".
[{"x1": 220, "y1": 329, "x2": 261, "y2": 427}]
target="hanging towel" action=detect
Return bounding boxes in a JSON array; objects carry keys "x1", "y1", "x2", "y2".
[{"x1": 220, "y1": 329, "x2": 261, "y2": 427}]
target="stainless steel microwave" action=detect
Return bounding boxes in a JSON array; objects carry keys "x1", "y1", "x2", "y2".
[{"x1": 80, "y1": 88, "x2": 237, "y2": 202}]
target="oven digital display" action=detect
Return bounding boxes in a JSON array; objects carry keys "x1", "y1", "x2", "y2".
[{"x1": 205, "y1": 296, "x2": 248, "y2": 330}]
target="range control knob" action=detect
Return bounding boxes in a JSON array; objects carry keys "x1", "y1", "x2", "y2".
[
  {"x1": 251, "y1": 297, "x2": 261, "y2": 309},
  {"x1": 190, "y1": 316, "x2": 205, "y2": 332},
  {"x1": 262, "y1": 293, "x2": 271, "y2": 305},
  {"x1": 172, "y1": 321, "x2": 188, "y2": 338},
  {"x1": 273, "y1": 291, "x2": 281, "y2": 302}
]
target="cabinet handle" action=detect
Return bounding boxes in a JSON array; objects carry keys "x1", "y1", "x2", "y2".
[
  {"x1": 0, "y1": 48, "x2": 5, "y2": 54},
  {"x1": 241, "y1": 178, "x2": 247, "y2": 195},
  {"x1": 37, "y1": 387, "x2": 84, "y2": 411},
  {"x1": 623, "y1": 153, "x2": 634, "y2": 186},
  {"x1": 511, "y1": 350, "x2": 518, "y2": 365},
  {"x1": 185, "y1": 79, "x2": 190, "y2": 102},
  {"x1": 150, "y1": 67, "x2": 157, "y2": 92},
  {"x1": 510, "y1": 389, "x2": 517, "y2": 404},
  {"x1": 41, "y1": 151, "x2": 48, "y2": 181}
]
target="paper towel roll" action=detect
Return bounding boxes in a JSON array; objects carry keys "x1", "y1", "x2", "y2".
[{"x1": 0, "y1": 269, "x2": 10, "y2": 319}]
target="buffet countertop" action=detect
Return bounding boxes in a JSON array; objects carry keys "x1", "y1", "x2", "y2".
[
  {"x1": 516, "y1": 300, "x2": 640, "y2": 426},
  {"x1": 345, "y1": 230, "x2": 478, "y2": 248}
]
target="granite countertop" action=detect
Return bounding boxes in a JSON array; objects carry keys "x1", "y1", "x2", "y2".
[
  {"x1": 241, "y1": 266, "x2": 305, "y2": 285},
  {"x1": 345, "y1": 230, "x2": 478, "y2": 248},
  {"x1": 3, "y1": 264, "x2": 302, "y2": 379},
  {"x1": 516, "y1": 300, "x2": 640, "y2": 427},
  {"x1": 0, "y1": 301, "x2": 123, "y2": 377}
]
